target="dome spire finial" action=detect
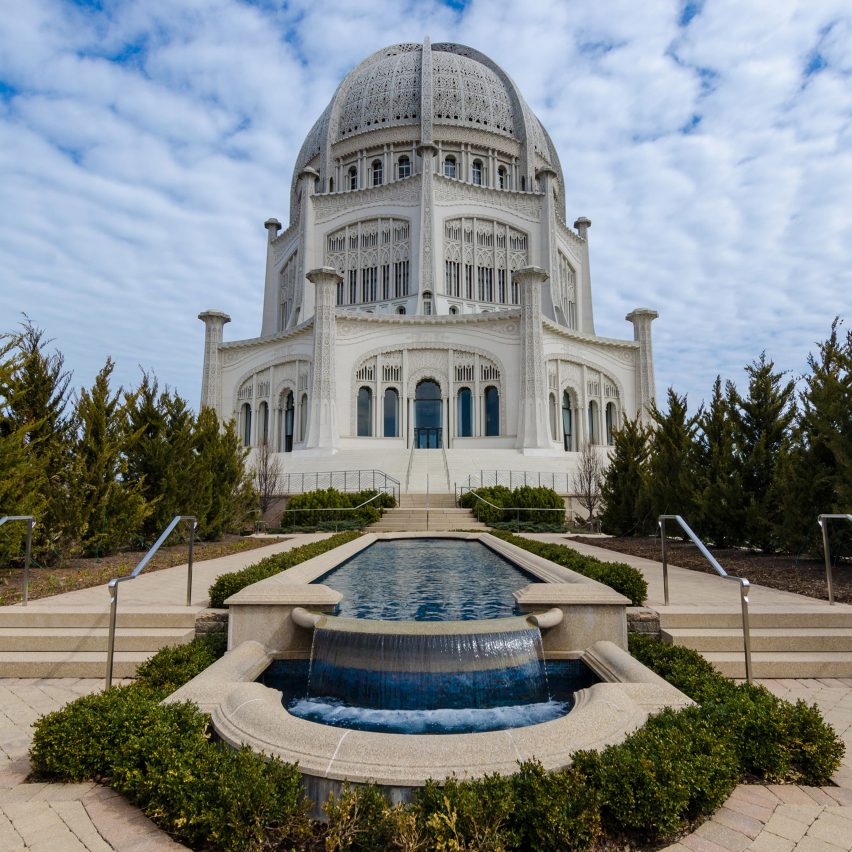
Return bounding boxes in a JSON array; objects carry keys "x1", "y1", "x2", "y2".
[{"x1": 420, "y1": 37, "x2": 434, "y2": 146}]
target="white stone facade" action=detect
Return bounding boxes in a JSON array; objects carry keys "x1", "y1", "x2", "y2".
[{"x1": 199, "y1": 39, "x2": 658, "y2": 491}]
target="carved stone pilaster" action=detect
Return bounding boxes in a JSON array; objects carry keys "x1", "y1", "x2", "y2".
[
  {"x1": 295, "y1": 168, "x2": 319, "y2": 324},
  {"x1": 417, "y1": 143, "x2": 437, "y2": 298},
  {"x1": 537, "y1": 167, "x2": 558, "y2": 321},
  {"x1": 573, "y1": 216, "x2": 595, "y2": 335},
  {"x1": 305, "y1": 268, "x2": 342, "y2": 452},
  {"x1": 419, "y1": 37, "x2": 433, "y2": 146},
  {"x1": 260, "y1": 218, "x2": 281, "y2": 336},
  {"x1": 514, "y1": 267, "x2": 551, "y2": 450},
  {"x1": 626, "y1": 308, "x2": 659, "y2": 425},
  {"x1": 198, "y1": 310, "x2": 230, "y2": 413}
]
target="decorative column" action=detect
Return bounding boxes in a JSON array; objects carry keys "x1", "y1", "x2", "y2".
[
  {"x1": 626, "y1": 308, "x2": 659, "y2": 425},
  {"x1": 304, "y1": 268, "x2": 342, "y2": 452},
  {"x1": 514, "y1": 267, "x2": 552, "y2": 452},
  {"x1": 295, "y1": 167, "x2": 319, "y2": 323},
  {"x1": 417, "y1": 142, "x2": 437, "y2": 302},
  {"x1": 536, "y1": 167, "x2": 558, "y2": 316},
  {"x1": 573, "y1": 216, "x2": 595, "y2": 335},
  {"x1": 197, "y1": 310, "x2": 231, "y2": 412},
  {"x1": 260, "y1": 217, "x2": 281, "y2": 336}
]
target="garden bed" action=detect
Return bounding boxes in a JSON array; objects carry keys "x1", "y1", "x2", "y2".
[
  {"x1": 574, "y1": 536, "x2": 852, "y2": 605},
  {"x1": 0, "y1": 535, "x2": 288, "y2": 606}
]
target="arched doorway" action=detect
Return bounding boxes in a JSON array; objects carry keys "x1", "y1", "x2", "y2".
[
  {"x1": 414, "y1": 379, "x2": 442, "y2": 448},
  {"x1": 562, "y1": 390, "x2": 573, "y2": 451},
  {"x1": 281, "y1": 391, "x2": 294, "y2": 452}
]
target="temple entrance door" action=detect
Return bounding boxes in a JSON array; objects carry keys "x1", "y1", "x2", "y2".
[{"x1": 413, "y1": 379, "x2": 442, "y2": 448}]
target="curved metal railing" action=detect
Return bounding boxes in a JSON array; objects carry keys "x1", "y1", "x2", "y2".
[
  {"x1": 279, "y1": 491, "x2": 392, "y2": 532},
  {"x1": 818, "y1": 514, "x2": 852, "y2": 605},
  {"x1": 106, "y1": 515, "x2": 196, "y2": 688},
  {"x1": 0, "y1": 515, "x2": 36, "y2": 605},
  {"x1": 658, "y1": 514, "x2": 752, "y2": 683},
  {"x1": 458, "y1": 489, "x2": 568, "y2": 532}
]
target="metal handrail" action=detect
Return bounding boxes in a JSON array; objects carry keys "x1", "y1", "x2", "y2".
[
  {"x1": 658, "y1": 515, "x2": 752, "y2": 683},
  {"x1": 106, "y1": 515, "x2": 196, "y2": 688},
  {"x1": 274, "y1": 469, "x2": 400, "y2": 503},
  {"x1": 464, "y1": 469, "x2": 574, "y2": 494},
  {"x1": 818, "y1": 514, "x2": 852, "y2": 605},
  {"x1": 280, "y1": 491, "x2": 391, "y2": 532},
  {"x1": 459, "y1": 489, "x2": 567, "y2": 532},
  {"x1": 0, "y1": 516, "x2": 36, "y2": 605}
]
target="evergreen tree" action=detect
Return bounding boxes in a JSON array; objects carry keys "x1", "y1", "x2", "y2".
[
  {"x1": 777, "y1": 321, "x2": 851, "y2": 556},
  {"x1": 694, "y1": 377, "x2": 743, "y2": 547},
  {"x1": 194, "y1": 408, "x2": 256, "y2": 539},
  {"x1": 3, "y1": 321, "x2": 79, "y2": 560},
  {"x1": 0, "y1": 337, "x2": 47, "y2": 563},
  {"x1": 644, "y1": 389, "x2": 700, "y2": 524},
  {"x1": 75, "y1": 359, "x2": 152, "y2": 556},
  {"x1": 729, "y1": 353, "x2": 795, "y2": 552},
  {"x1": 599, "y1": 415, "x2": 651, "y2": 536}
]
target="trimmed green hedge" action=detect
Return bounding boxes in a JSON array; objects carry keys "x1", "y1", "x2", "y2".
[
  {"x1": 459, "y1": 485, "x2": 565, "y2": 527},
  {"x1": 489, "y1": 530, "x2": 648, "y2": 605},
  {"x1": 278, "y1": 488, "x2": 395, "y2": 530},
  {"x1": 208, "y1": 530, "x2": 361, "y2": 607},
  {"x1": 29, "y1": 606, "x2": 844, "y2": 850}
]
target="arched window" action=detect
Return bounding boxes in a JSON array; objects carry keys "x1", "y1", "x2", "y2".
[
  {"x1": 357, "y1": 386, "x2": 373, "y2": 436},
  {"x1": 472, "y1": 159, "x2": 483, "y2": 185},
  {"x1": 398, "y1": 156, "x2": 411, "y2": 179},
  {"x1": 241, "y1": 403, "x2": 252, "y2": 447},
  {"x1": 396, "y1": 306, "x2": 406, "y2": 315},
  {"x1": 549, "y1": 393, "x2": 558, "y2": 442},
  {"x1": 562, "y1": 391, "x2": 573, "y2": 451},
  {"x1": 588, "y1": 400, "x2": 599, "y2": 445},
  {"x1": 283, "y1": 391, "x2": 294, "y2": 452},
  {"x1": 300, "y1": 393, "x2": 308, "y2": 441},
  {"x1": 498, "y1": 166, "x2": 507, "y2": 189},
  {"x1": 521, "y1": 175, "x2": 526, "y2": 191},
  {"x1": 449, "y1": 305, "x2": 458, "y2": 315},
  {"x1": 383, "y1": 388, "x2": 399, "y2": 437},
  {"x1": 258, "y1": 401, "x2": 269, "y2": 445},
  {"x1": 457, "y1": 387, "x2": 473, "y2": 437},
  {"x1": 444, "y1": 156, "x2": 456, "y2": 178},
  {"x1": 423, "y1": 290, "x2": 432, "y2": 315},
  {"x1": 484, "y1": 386, "x2": 499, "y2": 436},
  {"x1": 371, "y1": 159, "x2": 383, "y2": 186},
  {"x1": 605, "y1": 402, "x2": 616, "y2": 446},
  {"x1": 329, "y1": 177, "x2": 334, "y2": 192},
  {"x1": 348, "y1": 166, "x2": 358, "y2": 190}
]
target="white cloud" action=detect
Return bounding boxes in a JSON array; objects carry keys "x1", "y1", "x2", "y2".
[{"x1": 1, "y1": 0, "x2": 850, "y2": 412}]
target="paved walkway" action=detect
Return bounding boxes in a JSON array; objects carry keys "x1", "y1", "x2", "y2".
[{"x1": 0, "y1": 533, "x2": 850, "y2": 849}]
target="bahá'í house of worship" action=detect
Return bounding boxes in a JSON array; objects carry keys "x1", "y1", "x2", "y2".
[{"x1": 198, "y1": 39, "x2": 659, "y2": 492}]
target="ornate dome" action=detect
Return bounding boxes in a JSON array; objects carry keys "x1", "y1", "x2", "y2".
[{"x1": 292, "y1": 39, "x2": 564, "y2": 196}]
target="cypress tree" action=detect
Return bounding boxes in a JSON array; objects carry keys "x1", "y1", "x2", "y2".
[
  {"x1": 729, "y1": 353, "x2": 795, "y2": 552},
  {"x1": 645, "y1": 389, "x2": 701, "y2": 524},
  {"x1": 599, "y1": 414, "x2": 651, "y2": 536},
  {"x1": 75, "y1": 359, "x2": 152, "y2": 556},
  {"x1": 694, "y1": 377, "x2": 743, "y2": 547}
]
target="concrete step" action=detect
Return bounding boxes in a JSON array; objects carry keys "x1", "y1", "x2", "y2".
[
  {"x1": 398, "y1": 494, "x2": 457, "y2": 508},
  {"x1": 701, "y1": 652, "x2": 852, "y2": 679},
  {"x1": 0, "y1": 626, "x2": 195, "y2": 653},
  {"x1": 663, "y1": 627, "x2": 852, "y2": 653},
  {"x1": 657, "y1": 606, "x2": 852, "y2": 629},
  {"x1": 0, "y1": 651, "x2": 155, "y2": 678},
  {"x1": 0, "y1": 606, "x2": 198, "y2": 628}
]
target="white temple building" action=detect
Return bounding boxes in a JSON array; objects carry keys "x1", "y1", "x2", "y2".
[{"x1": 198, "y1": 39, "x2": 658, "y2": 493}]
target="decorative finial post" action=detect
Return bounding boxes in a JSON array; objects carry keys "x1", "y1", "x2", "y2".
[
  {"x1": 626, "y1": 308, "x2": 659, "y2": 425},
  {"x1": 198, "y1": 310, "x2": 231, "y2": 411}
]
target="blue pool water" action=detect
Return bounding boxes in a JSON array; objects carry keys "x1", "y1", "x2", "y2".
[
  {"x1": 259, "y1": 659, "x2": 600, "y2": 734},
  {"x1": 314, "y1": 539, "x2": 536, "y2": 620}
]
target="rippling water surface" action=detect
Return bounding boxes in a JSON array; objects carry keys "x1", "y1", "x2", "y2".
[{"x1": 316, "y1": 539, "x2": 535, "y2": 620}]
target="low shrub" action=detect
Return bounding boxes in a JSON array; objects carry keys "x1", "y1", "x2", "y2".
[
  {"x1": 281, "y1": 488, "x2": 395, "y2": 529},
  {"x1": 459, "y1": 485, "x2": 565, "y2": 527},
  {"x1": 208, "y1": 530, "x2": 361, "y2": 607},
  {"x1": 630, "y1": 635, "x2": 845, "y2": 784},
  {"x1": 490, "y1": 530, "x2": 648, "y2": 605},
  {"x1": 134, "y1": 633, "x2": 226, "y2": 695}
]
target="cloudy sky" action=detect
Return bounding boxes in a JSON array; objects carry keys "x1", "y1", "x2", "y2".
[{"x1": 1, "y1": 0, "x2": 850, "y2": 412}]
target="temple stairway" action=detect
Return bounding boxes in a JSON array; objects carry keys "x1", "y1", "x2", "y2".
[{"x1": 368, "y1": 493, "x2": 488, "y2": 532}]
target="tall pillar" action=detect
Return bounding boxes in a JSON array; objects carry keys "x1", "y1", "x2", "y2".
[
  {"x1": 626, "y1": 308, "x2": 659, "y2": 425},
  {"x1": 537, "y1": 167, "x2": 558, "y2": 321},
  {"x1": 515, "y1": 267, "x2": 552, "y2": 452},
  {"x1": 295, "y1": 167, "x2": 319, "y2": 324},
  {"x1": 198, "y1": 310, "x2": 231, "y2": 412},
  {"x1": 260, "y1": 217, "x2": 281, "y2": 336},
  {"x1": 304, "y1": 267, "x2": 342, "y2": 452},
  {"x1": 573, "y1": 216, "x2": 595, "y2": 335}
]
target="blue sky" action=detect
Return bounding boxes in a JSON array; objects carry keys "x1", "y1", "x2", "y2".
[{"x1": 1, "y1": 0, "x2": 850, "y2": 411}]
